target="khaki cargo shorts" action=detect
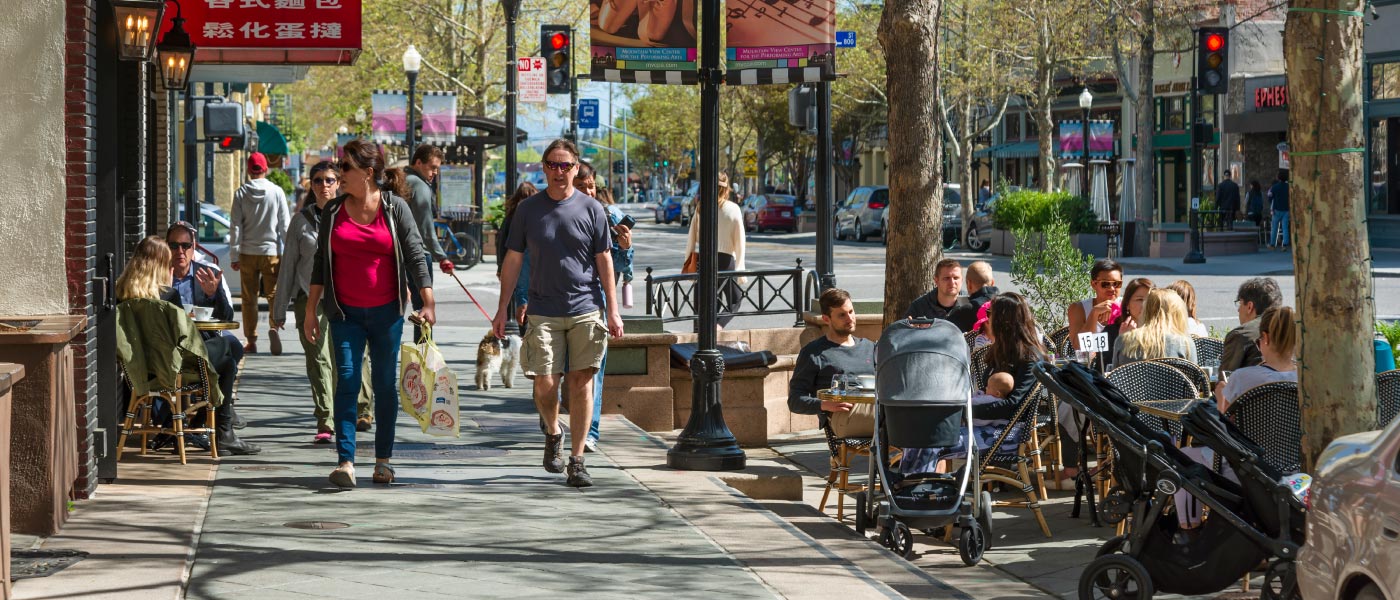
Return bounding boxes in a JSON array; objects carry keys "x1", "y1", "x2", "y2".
[{"x1": 521, "y1": 310, "x2": 608, "y2": 377}]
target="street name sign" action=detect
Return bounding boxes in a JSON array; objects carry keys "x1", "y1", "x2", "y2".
[{"x1": 836, "y1": 31, "x2": 856, "y2": 48}]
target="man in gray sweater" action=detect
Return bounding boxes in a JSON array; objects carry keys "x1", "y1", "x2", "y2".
[
  {"x1": 405, "y1": 145, "x2": 455, "y2": 339},
  {"x1": 789, "y1": 288, "x2": 876, "y2": 420},
  {"x1": 230, "y1": 152, "x2": 290, "y2": 354}
]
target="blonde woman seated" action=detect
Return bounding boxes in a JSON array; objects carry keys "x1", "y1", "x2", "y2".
[
  {"x1": 1111, "y1": 288, "x2": 1197, "y2": 367},
  {"x1": 1214, "y1": 306, "x2": 1297, "y2": 413}
]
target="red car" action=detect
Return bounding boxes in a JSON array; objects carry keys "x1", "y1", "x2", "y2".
[{"x1": 742, "y1": 194, "x2": 798, "y2": 233}]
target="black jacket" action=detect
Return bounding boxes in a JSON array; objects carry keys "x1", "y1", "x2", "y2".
[
  {"x1": 309, "y1": 192, "x2": 432, "y2": 321},
  {"x1": 162, "y1": 259, "x2": 235, "y2": 340},
  {"x1": 1216, "y1": 179, "x2": 1241, "y2": 216}
]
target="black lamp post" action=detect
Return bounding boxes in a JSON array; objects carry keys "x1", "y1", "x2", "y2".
[
  {"x1": 403, "y1": 45, "x2": 422, "y2": 154},
  {"x1": 666, "y1": 0, "x2": 745, "y2": 472},
  {"x1": 501, "y1": 0, "x2": 520, "y2": 195},
  {"x1": 156, "y1": 0, "x2": 195, "y2": 91},
  {"x1": 1079, "y1": 87, "x2": 1092, "y2": 202}
]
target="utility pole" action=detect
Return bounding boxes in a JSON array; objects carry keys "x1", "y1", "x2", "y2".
[
  {"x1": 502, "y1": 0, "x2": 521, "y2": 195},
  {"x1": 184, "y1": 90, "x2": 197, "y2": 222},
  {"x1": 204, "y1": 82, "x2": 215, "y2": 205}
]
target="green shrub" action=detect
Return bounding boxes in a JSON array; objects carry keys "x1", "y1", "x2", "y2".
[
  {"x1": 1378, "y1": 320, "x2": 1400, "y2": 353},
  {"x1": 485, "y1": 200, "x2": 506, "y2": 230},
  {"x1": 1010, "y1": 218, "x2": 1094, "y2": 332},
  {"x1": 991, "y1": 190, "x2": 1100, "y2": 234},
  {"x1": 266, "y1": 169, "x2": 295, "y2": 197}
]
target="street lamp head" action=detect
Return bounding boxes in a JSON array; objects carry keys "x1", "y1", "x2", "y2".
[
  {"x1": 1079, "y1": 87, "x2": 1093, "y2": 110},
  {"x1": 355, "y1": 107, "x2": 367, "y2": 123},
  {"x1": 156, "y1": 2, "x2": 196, "y2": 91},
  {"x1": 111, "y1": 0, "x2": 165, "y2": 61},
  {"x1": 402, "y1": 44, "x2": 422, "y2": 74}
]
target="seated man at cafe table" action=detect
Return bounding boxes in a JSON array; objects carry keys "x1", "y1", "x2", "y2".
[
  {"x1": 161, "y1": 221, "x2": 262, "y2": 455},
  {"x1": 904, "y1": 258, "x2": 977, "y2": 332},
  {"x1": 1219, "y1": 277, "x2": 1283, "y2": 377},
  {"x1": 789, "y1": 288, "x2": 876, "y2": 421}
]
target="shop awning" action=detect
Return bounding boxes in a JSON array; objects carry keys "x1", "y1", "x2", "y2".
[
  {"x1": 256, "y1": 121, "x2": 289, "y2": 156},
  {"x1": 973, "y1": 141, "x2": 1041, "y2": 159}
]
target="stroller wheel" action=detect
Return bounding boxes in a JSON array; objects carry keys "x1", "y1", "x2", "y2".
[
  {"x1": 1261, "y1": 560, "x2": 1300, "y2": 600},
  {"x1": 854, "y1": 493, "x2": 868, "y2": 535},
  {"x1": 977, "y1": 490, "x2": 995, "y2": 551},
  {"x1": 1079, "y1": 555, "x2": 1154, "y2": 600},
  {"x1": 890, "y1": 522, "x2": 915, "y2": 559},
  {"x1": 1096, "y1": 535, "x2": 1128, "y2": 558},
  {"x1": 1098, "y1": 486, "x2": 1132, "y2": 525},
  {"x1": 958, "y1": 521, "x2": 986, "y2": 566}
]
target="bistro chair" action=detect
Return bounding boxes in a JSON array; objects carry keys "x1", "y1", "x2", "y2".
[
  {"x1": 1223, "y1": 381, "x2": 1302, "y2": 475},
  {"x1": 819, "y1": 420, "x2": 873, "y2": 522},
  {"x1": 1150, "y1": 357, "x2": 1212, "y2": 396},
  {"x1": 114, "y1": 298, "x2": 220, "y2": 464},
  {"x1": 1377, "y1": 370, "x2": 1400, "y2": 427},
  {"x1": 1049, "y1": 326, "x2": 1072, "y2": 357},
  {"x1": 1105, "y1": 360, "x2": 1199, "y2": 441},
  {"x1": 963, "y1": 330, "x2": 981, "y2": 354},
  {"x1": 1192, "y1": 336, "x2": 1225, "y2": 366},
  {"x1": 979, "y1": 382, "x2": 1054, "y2": 538},
  {"x1": 970, "y1": 345, "x2": 992, "y2": 392}
]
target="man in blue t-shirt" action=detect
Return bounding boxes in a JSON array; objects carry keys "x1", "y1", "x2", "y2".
[
  {"x1": 1268, "y1": 171, "x2": 1291, "y2": 250},
  {"x1": 494, "y1": 139, "x2": 624, "y2": 488}
]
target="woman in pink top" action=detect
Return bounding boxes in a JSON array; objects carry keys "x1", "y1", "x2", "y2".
[{"x1": 306, "y1": 140, "x2": 435, "y2": 488}]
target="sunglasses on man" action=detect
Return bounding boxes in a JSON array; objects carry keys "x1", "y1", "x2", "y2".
[
  {"x1": 543, "y1": 160, "x2": 576, "y2": 172},
  {"x1": 1093, "y1": 280, "x2": 1123, "y2": 289},
  {"x1": 168, "y1": 242, "x2": 194, "y2": 251}
]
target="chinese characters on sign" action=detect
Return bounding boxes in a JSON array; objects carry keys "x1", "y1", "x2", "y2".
[
  {"x1": 162, "y1": 0, "x2": 360, "y2": 50},
  {"x1": 519, "y1": 57, "x2": 547, "y2": 104}
]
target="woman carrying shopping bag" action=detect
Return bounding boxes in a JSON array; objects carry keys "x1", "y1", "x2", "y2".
[
  {"x1": 272, "y1": 160, "x2": 374, "y2": 444},
  {"x1": 305, "y1": 140, "x2": 435, "y2": 488}
]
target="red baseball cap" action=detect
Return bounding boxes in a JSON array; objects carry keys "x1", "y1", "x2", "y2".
[{"x1": 247, "y1": 152, "x2": 268, "y2": 174}]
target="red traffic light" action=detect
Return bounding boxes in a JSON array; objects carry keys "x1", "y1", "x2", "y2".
[
  {"x1": 1205, "y1": 33, "x2": 1224, "y2": 52},
  {"x1": 219, "y1": 136, "x2": 235, "y2": 149},
  {"x1": 551, "y1": 32, "x2": 569, "y2": 50}
]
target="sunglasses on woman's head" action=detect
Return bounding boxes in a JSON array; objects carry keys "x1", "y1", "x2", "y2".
[
  {"x1": 543, "y1": 160, "x2": 576, "y2": 172},
  {"x1": 312, "y1": 177, "x2": 338, "y2": 185}
]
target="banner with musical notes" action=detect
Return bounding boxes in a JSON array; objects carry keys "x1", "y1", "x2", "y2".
[
  {"x1": 724, "y1": 0, "x2": 835, "y2": 85},
  {"x1": 420, "y1": 91, "x2": 458, "y2": 146},
  {"x1": 590, "y1": 0, "x2": 698, "y2": 84}
]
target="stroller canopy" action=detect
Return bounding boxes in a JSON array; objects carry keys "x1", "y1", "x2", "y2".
[{"x1": 876, "y1": 319, "x2": 971, "y2": 407}]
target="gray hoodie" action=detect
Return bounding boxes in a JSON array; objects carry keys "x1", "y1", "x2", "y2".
[{"x1": 230, "y1": 177, "x2": 290, "y2": 256}]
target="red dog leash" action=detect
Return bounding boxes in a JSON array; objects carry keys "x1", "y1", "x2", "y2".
[{"x1": 449, "y1": 271, "x2": 497, "y2": 323}]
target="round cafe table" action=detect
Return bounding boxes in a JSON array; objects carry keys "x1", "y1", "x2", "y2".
[
  {"x1": 817, "y1": 389, "x2": 877, "y2": 405},
  {"x1": 193, "y1": 320, "x2": 239, "y2": 332}
]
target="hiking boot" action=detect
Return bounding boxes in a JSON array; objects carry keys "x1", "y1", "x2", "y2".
[
  {"x1": 543, "y1": 432, "x2": 566, "y2": 473},
  {"x1": 566, "y1": 456, "x2": 593, "y2": 488},
  {"x1": 269, "y1": 329, "x2": 283, "y2": 356}
]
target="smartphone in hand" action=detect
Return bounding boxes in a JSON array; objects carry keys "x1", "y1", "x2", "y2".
[{"x1": 617, "y1": 214, "x2": 637, "y2": 230}]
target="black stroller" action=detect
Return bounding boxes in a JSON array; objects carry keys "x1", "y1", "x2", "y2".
[
  {"x1": 1034, "y1": 361, "x2": 1306, "y2": 599},
  {"x1": 853, "y1": 318, "x2": 993, "y2": 565}
]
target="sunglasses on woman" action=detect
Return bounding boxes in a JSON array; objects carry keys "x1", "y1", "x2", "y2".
[
  {"x1": 312, "y1": 177, "x2": 338, "y2": 185},
  {"x1": 1094, "y1": 280, "x2": 1123, "y2": 289}
]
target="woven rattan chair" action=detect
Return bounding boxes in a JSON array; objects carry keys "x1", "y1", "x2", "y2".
[
  {"x1": 963, "y1": 330, "x2": 980, "y2": 354},
  {"x1": 116, "y1": 356, "x2": 218, "y2": 464},
  {"x1": 1223, "y1": 381, "x2": 1302, "y2": 474},
  {"x1": 970, "y1": 345, "x2": 992, "y2": 391},
  {"x1": 979, "y1": 383, "x2": 1053, "y2": 538},
  {"x1": 1050, "y1": 326, "x2": 1072, "y2": 357},
  {"x1": 1193, "y1": 336, "x2": 1224, "y2": 365},
  {"x1": 1150, "y1": 357, "x2": 1211, "y2": 396},
  {"x1": 819, "y1": 420, "x2": 873, "y2": 522},
  {"x1": 1377, "y1": 370, "x2": 1400, "y2": 427},
  {"x1": 1105, "y1": 360, "x2": 1199, "y2": 441}
]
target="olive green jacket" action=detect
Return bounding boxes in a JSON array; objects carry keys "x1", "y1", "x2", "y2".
[{"x1": 115, "y1": 298, "x2": 223, "y2": 407}]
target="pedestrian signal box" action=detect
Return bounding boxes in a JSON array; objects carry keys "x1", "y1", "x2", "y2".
[
  {"x1": 204, "y1": 101, "x2": 245, "y2": 140},
  {"x1": 541, "y1": 25, "x2": 572, "y2": 95},
  {"x1": 1196, "y1": 28, "x2": 1229, "y2": 95}
]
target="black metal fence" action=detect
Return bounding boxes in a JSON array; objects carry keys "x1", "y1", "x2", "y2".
[
  {"x1": 1194, "y1": 209, "x2": 1237, "y2": 232},
  {"x1": 644, "y1": 259, "x2": 807, "y2": 327}
]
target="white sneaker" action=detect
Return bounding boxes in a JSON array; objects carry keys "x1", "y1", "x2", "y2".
[{"x1": 584, "y1": 438, "x2": 599, "y2": 453}]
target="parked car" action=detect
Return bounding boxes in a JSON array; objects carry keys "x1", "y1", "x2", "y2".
[
  {"x1": 940, "y1": 185, "x2": 963, "y2": 250},
  {"x1": 679, "y1": 181, "x2": 700, "y2": 226},
  {"x1": 178, "y1": 202, "x2": 241, "y2": 296},
  {"x1": 1296, "y1": 416, "x2": 1400, "y2": 600},
  {"x1": 741, "y1": 194, "x2": 798, "y2": 233},
  {"x1": 654, "y1": 196, "x2": 685, "y2": 224},
  {"x1": 835, "y1": 186, "x2": 888, "y2": 242},
  {"x1": 968, "y1": 185, "x2": 1022, "y2": 252}
]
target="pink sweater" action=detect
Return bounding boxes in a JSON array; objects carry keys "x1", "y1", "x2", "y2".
[{"x1": 331, "y1": 209, "x2": 398, "y2": 308}]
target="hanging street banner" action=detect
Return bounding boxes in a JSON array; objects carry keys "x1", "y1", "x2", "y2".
[
  {"x1": 590, "y1": 0, "x2": 698, "y2": 84},
  {"x1": 420, "y1": 91, "x2": 458, "y2": 146},
  {"x1": 519, "y1": 57, "x2": 547, "y2": 103},
  {"x1": 371, "y1": 90, "x2": 408, "y2": 145},
  {"x1": 724, "y1": 0, "x2": 835, "y2": 85},
  {"x1": 1058, "y1": 120, "x2": 1115, "y2": 158},
  {"x1": 158, "y1": 0, "x2": 362, "y2": 65}
]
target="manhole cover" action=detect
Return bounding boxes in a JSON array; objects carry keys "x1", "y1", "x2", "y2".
[
  {"x1": 233, "y1": 465, "x2": 290, "y2": 471},
  {"x1": 389, "y1": 483, "x2": 446, "y2": 489},
  {"x1": 356, "y1": 443, "x2": 507, "y2": 459},
  {"x1": 472, "y1": 417, "x2": 543, "y2": 433},
  {"x1": 11, "y1": 549, "x2": 88, "y2": 580},
  {"x1": 283, "y1": 521, "x2": 350, "y2": 530}
]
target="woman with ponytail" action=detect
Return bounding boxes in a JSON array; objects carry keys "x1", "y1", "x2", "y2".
[{"x1": 305, "y1": 140, "x2": 435, "y2": 488}]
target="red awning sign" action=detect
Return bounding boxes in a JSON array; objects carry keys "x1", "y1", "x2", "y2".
[{"x1": 159, "y1": 0, "x2": 361, "y2": 65}]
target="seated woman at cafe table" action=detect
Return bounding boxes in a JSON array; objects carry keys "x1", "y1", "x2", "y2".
[
  {"x1": 158, "y1": 224, "x2": 261, "y2": 455},
  {"x1": 788, "y1": 288, "x2": 876, "y2": 422},
  {"x1": 1214, "y1": 305, "x2": 1297, "y2": 413},
  {"x1": 1111, "y1": 288, "x2": 1197, "y2": 367}
]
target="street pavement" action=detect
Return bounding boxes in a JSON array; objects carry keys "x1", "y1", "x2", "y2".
[{"x1": 615, "y1": 203, "x2": 1400, "y2": 326}]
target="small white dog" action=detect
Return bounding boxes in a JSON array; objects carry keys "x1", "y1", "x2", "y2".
[{"x1": 475, "y1": 333, "x2": 520, "y2": 390}]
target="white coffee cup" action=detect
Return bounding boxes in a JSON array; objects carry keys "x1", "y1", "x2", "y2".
[{"x1": 191, "y1": 306, "x2": 214, "y2": 321}]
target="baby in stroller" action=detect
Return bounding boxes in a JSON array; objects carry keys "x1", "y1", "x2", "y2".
[{"x1": 899, "y1": 372, "x2": 1018, "y2": 474}]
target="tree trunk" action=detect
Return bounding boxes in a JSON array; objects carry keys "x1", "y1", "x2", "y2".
[
  {"x1": 1284, "y1": 0, "x2": 1376, "y2": 472},
  {"x1": 960, "y1": 101, "x2": 976, "y2": 246},
  {"x1": 1132, "y1": 7, "x2": 1155, "y2": 257},
  {"x1": 879, "y1": 0, "x2": 942, "y2": 326},
  {"x1": 1034, "y1": 64, "x2": 1056, "y2": 193}
]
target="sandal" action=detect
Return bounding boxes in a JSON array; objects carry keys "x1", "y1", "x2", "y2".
[
  {"x1": 372, "y1": 463, "x2": 396, "y2": 484},
  {"x1": 329, "y1": 464, "x2": 356, "y2": 488},
  {"x1": 313, "y1": 431, "x2": 333, "y2": 444}
]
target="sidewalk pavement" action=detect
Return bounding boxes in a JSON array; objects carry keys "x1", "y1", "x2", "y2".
[{"x1": 12, "y1": 317, "x2": 1051, "y2": 600}]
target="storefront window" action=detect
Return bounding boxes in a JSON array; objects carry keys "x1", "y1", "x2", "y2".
[
  {"x1": 1372, "y1": 119, "x2": 1391, "y2": 213},
  {"x1": 1374, "y1": 62, "x2": 1400, "y2": 100},
  {"x1": 1005, "y1": 114, "x2": 1021, "y2": 141},
  {"x1": 1026, "y1": 116, "x2": 1040, "y2": 140},
  {"x1": 1163, "y1": 96, "x2": 1186, "y2": 131}
]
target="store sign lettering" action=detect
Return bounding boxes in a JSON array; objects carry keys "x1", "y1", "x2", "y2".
[
  {"x1": 162, "y1": 0, "x2": 359, "y2": 48},
  {"x1": 1255, "y1": 85, "x2": 1288, "y2": 111}
]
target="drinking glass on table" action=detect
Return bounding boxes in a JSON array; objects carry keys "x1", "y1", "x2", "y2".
[
  {"x1": 1074, "y1": 350, "x2": 1094, "y2": 365},
  {"x1": 830, "y1": 375, "x2": 846, "y2": 396},
  {"x1": 1200, "y1": 359, "x2": 1220, "y2": 384}
]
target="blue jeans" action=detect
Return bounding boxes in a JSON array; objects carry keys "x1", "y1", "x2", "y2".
[
  {"x1": 513, "y1": 255, "x2": 531, "y2": 307},
  {"x1": 329, "y1": 301, "x2": 404, "y2": 464},
  {"x1": 1272, "y1": 210, "x2": 1290, "y2": 248}
]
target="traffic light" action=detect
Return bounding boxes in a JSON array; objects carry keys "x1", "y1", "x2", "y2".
[
  {"x1": 204, "y1": 101, "x2": 246, "y2": 148},
  {"x1": 1197, "y1": 27, "x2": 1229, "y2": 95},
  {"x1": 541, "y1": 25, "x2": 571, "y2": 95},
  {"x1": 216, "y1": 135, "x2": 243, "y2": 153},
  {"x1": 663, "y1": 159, "x2": 669, "y2": 167}
]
